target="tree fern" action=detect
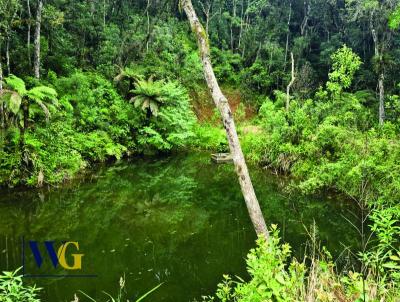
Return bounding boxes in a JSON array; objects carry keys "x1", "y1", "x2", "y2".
[
  {"x1": 26, "y1": 86, "x2": 58, "y2": 104},
  {"x1": 1, "y1": 75, "x2": 58, "y2": 127},
  {"x1": 4, "y1": 75, "x2": 27, "y2": 96},
  {"x1": 131, "y1": 80, "x2": 167, "y2": 117}
]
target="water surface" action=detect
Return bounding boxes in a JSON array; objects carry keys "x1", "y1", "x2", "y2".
[{"x1": 0, "y1": 153, "x2": 360, "y2": 301}]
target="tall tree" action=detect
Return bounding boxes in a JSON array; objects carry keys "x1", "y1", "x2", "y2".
[
  {"x1": 33, "y1": 0, "x2": 43, "y2": 79},
  {"x1": 0, "y1": 0, "x2": 21, "y2": 77},
  {"x1": 27, "y1": 0, "x2": 32, "y2": 68},
  {"x1": 180, "y1": 0, "x2": 269, "y2": 239},
  {"x1": 346, "y1": 0, "x2": 399, "y2": 125}
]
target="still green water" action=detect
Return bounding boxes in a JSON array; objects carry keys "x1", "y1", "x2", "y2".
[{"x1": 0, "y1": 153, "x2": 360, "y2": 301}]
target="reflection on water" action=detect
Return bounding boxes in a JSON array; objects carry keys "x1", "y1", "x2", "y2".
[{"x1": 0, "y1": 153, "x2": 360, "y2": 301}]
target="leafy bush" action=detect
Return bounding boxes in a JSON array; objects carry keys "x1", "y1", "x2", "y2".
[
  {"x1": 55, "y1": 71, "x2": 136, "y2": 147},
  {"x1": 131, "y1": 79, "x2": 196, "y2": 152},
  {"x1": 0, "y1": 269, "x2": 41, "y2": 302},
  {"x1": 0, "y1": 71, "x2": 199, "y2": 186},
  {"x1": 190, "y1": 123, "x2": 228, "y2": 152},
  {"x1": 204, "y1": 226, "x2": 399, "y2": 302}
]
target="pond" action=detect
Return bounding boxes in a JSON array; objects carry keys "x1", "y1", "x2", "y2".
[{"x1": 0, "y1": 152, "x2": 361, "y2": 301}]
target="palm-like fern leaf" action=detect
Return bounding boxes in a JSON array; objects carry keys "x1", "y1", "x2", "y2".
[
  {"x1": 4, "y1": 75, "x2": 27, "y2": 96},
  {"x1": 114, "y1": 67, "x2": 144, "y2": 83},
  {"x1": 26, "y1": 86, "x2": 58, "y2": 104}
]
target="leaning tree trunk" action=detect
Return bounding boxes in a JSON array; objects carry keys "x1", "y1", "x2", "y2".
[
  {"x1": 181, "y1": 0, "x2": 269, "y2": 239},
  {"x1": 33, "y1": 0, "x2": 43, "y2": 79}
]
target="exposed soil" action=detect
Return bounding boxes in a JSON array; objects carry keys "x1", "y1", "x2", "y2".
[{"x1": 190, "y1": 86, "x2": 256, "y2": 123}]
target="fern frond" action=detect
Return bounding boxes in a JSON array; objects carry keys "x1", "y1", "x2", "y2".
[
  {"x1": 27, "y1": 86, "x2": 58, "y2": 104},
  {"x1": 4, "y1": 75, "x2": 27, "y2": 96}
]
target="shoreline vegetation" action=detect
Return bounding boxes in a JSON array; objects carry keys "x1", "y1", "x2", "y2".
[{"x1": 1, "y1": 0, "x2": 400, "y2": 300}]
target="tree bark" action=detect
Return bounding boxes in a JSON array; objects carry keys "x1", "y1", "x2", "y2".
[
  {"x1": 370, "y1": 11, "x2": 385, "y2": 125},
  {"x1": 0, "y1": 48, "x2": 3, "y2": 92},
  {"x1": 33, "y1": 0, "x2": 43, "y2": 79},
  {"x1": 0, "y1": 45, "x2": 3, "y2": 128},
  {"x1": 6, "y1": 35, "x2": 10, "y2": 75},
  {"x1": 284, "y1": 1, "x2": 292, "y2": 67},
  {"x1": 181, "y1": 0, "x2": 269, "y2": 239},
  {"x1": 300, "y1": 0, "x2": 309, "y2": 36},
  {"x1": 103, "y1": 0, "x2": 106, "y2": 29},
  {"x1": 286, "y1": 52, "x2": 295, "y2": 111},
  {"x1": 238, "y1": 0, "x2": 244, "y2": 49},
  {"x1": 378, "y1": 73, "x2": 385, "y2": 125},
  {"x1": 230, "y1": 0, "x2": 236, "y2": 51},
  {"x1": 146, "y1": 0, "x2": 150, "y2": 53},
  {"x1": 27, "y1": 0, "x2": 32, "y2": 68}
]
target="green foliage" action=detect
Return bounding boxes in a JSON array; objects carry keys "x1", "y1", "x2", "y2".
[
  {"x1": 0, "y1": 268, "x2": 41, "y2": 302},
  {"x1": 202, "y1": 227, "x2": 305, "y2": 302},
  {"x1": 212, "y1": 48, "x2": 242, "y2": 85},
  {"x1": 244, "y1": 77, "x2": 400, "y2": 296},
  {"x1": 205, "y1": 225, "x2": 399, "y2": 302},
  {"x1": 131, "y1": 79, "x2": 196, "y2": 152},
  {"x1": 131, "y1": 80, "x2": 169, "y2": 117},
  {"x1": 240, "y1": 60, "x2": 274, "y2": 94},
  {"x1": 190, "y1": 123, "x2": 228, "y2": 152},
  {"x1": 389, "y1": 6, "x2": 400, "y2": 29},
  {"x1": 0, "y1": 72, "x2": 196, "y2": 186},
  {"x1": 326, "y1": 45, "x2": 362, "y2": 95},
  {"x1": 78, "y1": 277, "x2": 163, "y2": 302},
  {"x1": 1, "y1": 75, "x2": 58, "y2": 125}
]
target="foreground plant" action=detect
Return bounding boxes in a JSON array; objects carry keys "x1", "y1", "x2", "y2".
[
  {"x1": 0, "y1": 268, "x2": 42, "y2": 302},
  {"x1": 78, "y1": 276, "x2": 163, "y2": 302},
  {"x1": 203, "y1": 225, "x2": 399, "y2": 302}
]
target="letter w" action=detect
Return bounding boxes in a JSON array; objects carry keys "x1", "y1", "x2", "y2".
[{"x1": 29, "y1": 241, "x2": 59, "y2": 268}]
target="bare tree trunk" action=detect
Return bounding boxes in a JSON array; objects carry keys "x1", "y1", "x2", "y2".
[
  {"x1": 0, "y1": 44, "x2": 4, "y2": 128},
  {"x1": 0, "y1": 47, "x2": 3, "y2": 92},
  {"x1": 200, "y1": 0, "x2": 217, "y2": 37},
  {"x1": 241, "y1": 0, "x2": 250, "y2": 58},
  {"x1": 103, "y1": 0, "x2": 106, "y2": 29},
  {"x1": 230, "y1": 0, "x2": 236, "y2": 51},
  {"x1": 181, "y1": 0, "x2": 269, "y2": 239},
  {"x1": 286, "y1": 52, "x2": 295, "y2": 111},
  {"x1": 33, "y1": 0, "x2": 43, "y2": 79},
  {"x1": 238, "y1": 0, "x2": 244, "y2": 49},
  {"x1": 378, "y1": 73, "x2": 385, "y2": 125},
  {"x1": 371, "y1": 13, "x2": 385, "y2": 125},
  {"x1": 284, "y1": 1, "x2": 292, "y2": 67},
  {"x1": 146, "y1": 0, "x2": 150, "y2": 53},
  {"x1": 300, "y1": 0, "x2": 309, "y2": 36},
  {"x1": 199, "y1": 1, "x2": 211, "y2": 36},
  {"x1": 6, "y1": 36, "x2": 10, "y2": 75},
  {"x1": 27, "y1": 0, "x2": 32, "y2": 68}
]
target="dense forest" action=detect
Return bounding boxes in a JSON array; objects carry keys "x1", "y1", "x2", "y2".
[{"x1": 0, "y1": 0, "x2": 400, "y2": 301}]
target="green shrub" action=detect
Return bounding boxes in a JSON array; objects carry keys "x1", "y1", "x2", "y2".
[
  {"x1": 131, "y1": 80, "x2": 196, "y2": 152},
  {"x1": 190, "y1": 123, "x2": 228, "y2": 152},
  {"x1": 0, "y1": 269, "x2": 41, "y2": 302}
]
